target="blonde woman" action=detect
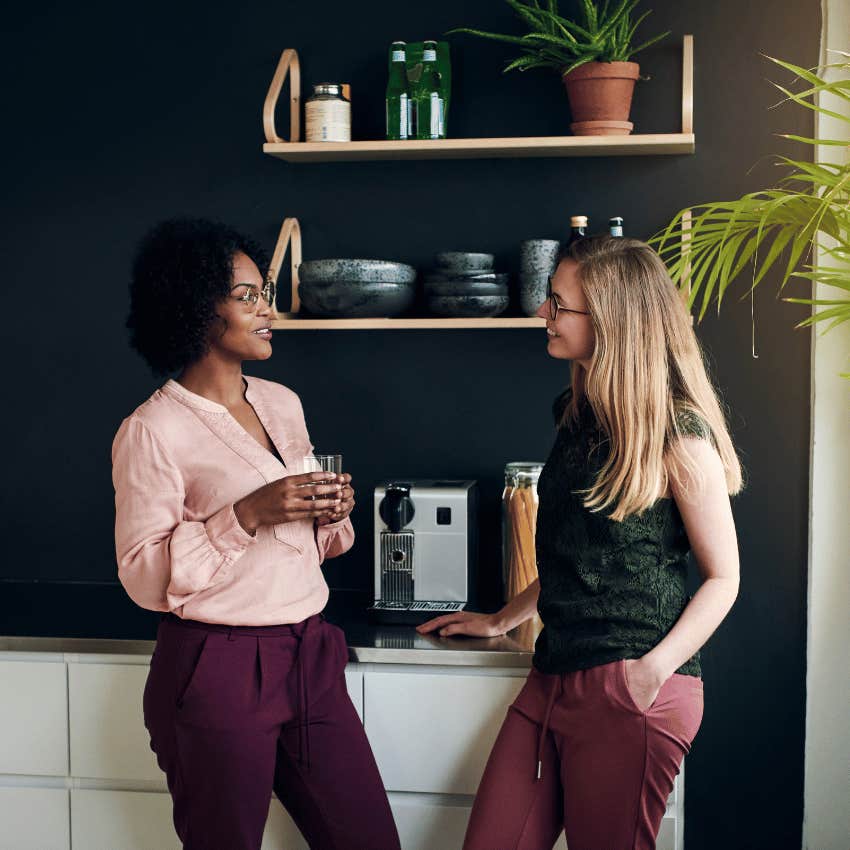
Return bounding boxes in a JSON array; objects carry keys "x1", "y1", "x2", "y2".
[{"x1": 419, "y1": 235, "x2": 742, "y2": 850}]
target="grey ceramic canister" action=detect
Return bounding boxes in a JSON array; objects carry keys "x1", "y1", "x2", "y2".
[{"x1": 519, "y1": 239, "x2": 561, "y2": 316}]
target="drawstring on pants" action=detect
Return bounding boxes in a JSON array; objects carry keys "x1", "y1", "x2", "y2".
[{"x1": 536, "y1": 674, "x2": 560, "y2": 781}]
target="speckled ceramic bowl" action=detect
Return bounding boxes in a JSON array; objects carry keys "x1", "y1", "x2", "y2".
[
  {"x1": 424, "y1": 271, "x2": 510, "y2": 284},
  {"x1": 298, "y1": 259, "x2": 417, "y2": 285},
  {"x1": 424, "y1": 280, "x2": 509, "y2": 297},
  {"x1": 427, "y1": 294, "x2": 510, "y2": 318},
  {"x1": 434, "y1": 252, "x2": 495, "y2": 273},
  {"x1": 299, "y1": 280, "x2": 416, "y2": 318}
]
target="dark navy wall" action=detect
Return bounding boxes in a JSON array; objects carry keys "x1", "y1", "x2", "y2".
[{"x1": 2, "y1": 2, "x2": 819, "y2": 847}]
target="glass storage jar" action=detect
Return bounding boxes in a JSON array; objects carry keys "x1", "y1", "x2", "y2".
[
  {"x1": 502, "y1": 462, "x2": 543, "y2": 603},
  {"x1": 305, "y1": 83, "x2": 351, "y2": 142}
]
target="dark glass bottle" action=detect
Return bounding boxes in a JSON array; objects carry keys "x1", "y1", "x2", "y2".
[{"x1": 567, "y1": 215, "x2": 588, "y2": 245}]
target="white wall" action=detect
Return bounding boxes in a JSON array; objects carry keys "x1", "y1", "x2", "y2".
[{"x1": 803, "y1": 3, "x2": 850, "y2": 849}]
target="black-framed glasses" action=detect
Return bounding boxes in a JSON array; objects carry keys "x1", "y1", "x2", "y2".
[
  {"x1": 230, "y1": 277, "x2": 276, "y2": 310},
  {"x1": 546, "y1": 275, "x2": 590, "y2": 321}
]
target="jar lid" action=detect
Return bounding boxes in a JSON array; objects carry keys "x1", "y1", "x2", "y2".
[
  {"x1": 505, "y1": 462, "x2": 544, "y2": 472},
  {"x1": 313, "y1": 83, "x2": 346, "y2": 97},
  {"x1": 504, "y1": 462, "x2": 542, "y2": 485}
]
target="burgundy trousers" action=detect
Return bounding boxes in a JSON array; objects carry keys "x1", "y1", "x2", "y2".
[
  {"x1": 464, "y1": 661, "x2": 704, "y2": 850},
  {"x1": 143, "y1": 613, "x2": 400, "y2": 850}
]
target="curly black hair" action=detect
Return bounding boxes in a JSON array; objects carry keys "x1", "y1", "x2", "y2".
[{"x1": 127, "y1": 218, "x2": 269, "y2": 376}]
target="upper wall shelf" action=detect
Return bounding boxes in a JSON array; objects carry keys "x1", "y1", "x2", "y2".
[{"x1": 262, "y1": 37, "x2": 694, "y2": 163}]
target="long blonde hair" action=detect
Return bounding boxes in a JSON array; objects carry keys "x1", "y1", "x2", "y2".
[{"x1": 562, "y1": 235, "x2": 743, "y2": 521}]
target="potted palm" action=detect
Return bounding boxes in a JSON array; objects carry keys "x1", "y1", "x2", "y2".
[
  {"x1": 448, "y1": 0, "x2": 669, "y2": 135},
  {"x1": 651, "y1": 53, "x2": 849, "y2": 373}
]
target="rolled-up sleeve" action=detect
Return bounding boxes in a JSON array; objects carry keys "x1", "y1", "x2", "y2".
[
  {"x1": 315, "y1": 517, "x2": 355, "y2": 562},
  {"x1": 112, "y1": 417, "x2": 257, "y2": 612}
]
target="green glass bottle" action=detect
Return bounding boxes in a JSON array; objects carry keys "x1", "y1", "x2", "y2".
[
  {"x1": 411, "y1": 40, "x2": 444, "y2": 139},
  {"x1": 386, "y1": 41, "x2": 410, "y2": 140}
]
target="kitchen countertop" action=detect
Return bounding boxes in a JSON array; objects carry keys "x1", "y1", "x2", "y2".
[{"x1": 0, "y1": 591, "x2": 536, "y2": 668}]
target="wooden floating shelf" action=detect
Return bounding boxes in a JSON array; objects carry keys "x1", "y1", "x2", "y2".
[
  {"x1": 263, "y1": 133, "x2": 695, "y2": 163},
  {"x1": 262, "y1": 37, "x2": 694, "y2": 163},
  {"x1": 270, "y1": 315, "x2": 546, "y2": 330}
]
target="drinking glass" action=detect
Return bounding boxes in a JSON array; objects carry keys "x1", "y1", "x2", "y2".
[{"x1": 298, "y1": 454, "x2": 343, "y2": 502}]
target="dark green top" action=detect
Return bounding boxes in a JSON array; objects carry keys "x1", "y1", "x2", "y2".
[{"x1": 533, "y1": 391, "x2": 712, "y2": 677}]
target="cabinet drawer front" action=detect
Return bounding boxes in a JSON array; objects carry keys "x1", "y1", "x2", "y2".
[
  {"x1": 0, "y1": 661, "x2": 68, "y2": 776},
  {"x1": 0, "y1": 787, "x2": 70, "y2": 850},
  {"x1": 364, "y1": 671, "x2": 524, "y2": 794},
  {"x1": 68, "y1": 663, "x2": 161, "y2": 781},
  {"x1": 71, "y1": 790, "x2": 180, "y2": 850},
  {"x1": 262, "y1": 800, "x2": 308, "y2": 850},
  {"x1": 390, "y1": 799, "x2": 470, "y2": 850},
  {"x1": 345, "y1": 670, "x2": 363, "y2": 721},
  {"x1": 657, "y1": 815, "x2": 677, "y2": 850}
]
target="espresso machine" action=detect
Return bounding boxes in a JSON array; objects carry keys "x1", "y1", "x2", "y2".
[{"x1": 369, "y1": 480, "x2": 478, "y2": 625}]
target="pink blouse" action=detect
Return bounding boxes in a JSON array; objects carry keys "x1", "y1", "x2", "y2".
[{"x1": 111, "y1": 376, "x2": 354, "y2": 625}]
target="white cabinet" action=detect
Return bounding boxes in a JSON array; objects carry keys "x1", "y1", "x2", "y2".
[
  {"x1": 345, "y1": 670, "x2": 363, "y2": 721},
  {"x1": 657, "y1": 815, "x2": 677, "y2": 850},
  {"x1": 68, "y1": 662, "x2": 161, "y2": 781},
  {"x1": 262, "y1": 800, "x2": 309, "y2": 850},
  {"x1": 71, "y1": 789, "x2": 179, "y2": 850},
  {"x1": 390, "y1": 798, "x2": 471, "y2": 850},
  {"x1": 0, "y1": 787, "x2": 69, "y2": 850},
  {"x1": 364, "y1": 671, "x2": 525, "y2": 795},
  {"x1": 0, "y1": 652, "x2": 686, "y2": 849},
  {"x1": 0, "y1": 661, "x2": 68, "y2": 776}
]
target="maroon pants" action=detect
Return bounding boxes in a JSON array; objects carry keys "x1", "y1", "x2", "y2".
[
  {"x1": 464, "y1": 661, "x2": 704, "y2": 850},
  {"x1": 143, "y1": 613, "x2": 400, "y2": 850}
]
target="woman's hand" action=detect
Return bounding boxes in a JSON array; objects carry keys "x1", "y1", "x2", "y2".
[
  {"x1": 623, "y1": 657, "x2": 667, "y2": 712},
  {"x1": 416, "y1": 611, "x2": 506, "y2": 639},
  {"x1": 316, "y1": 474, "x2": 355, "y2": 526},
  {"x1": 234, "y1": 472, "x2": 342, "y2": 534}
]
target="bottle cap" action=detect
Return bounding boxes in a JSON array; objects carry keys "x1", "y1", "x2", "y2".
[{"x1": 571, "y1": 215, "x2": 588, "y2": 227}]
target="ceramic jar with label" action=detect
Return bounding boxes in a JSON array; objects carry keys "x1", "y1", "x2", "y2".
[{"x1": 305, "y1": 83, "x2": 351, "y2": 142}]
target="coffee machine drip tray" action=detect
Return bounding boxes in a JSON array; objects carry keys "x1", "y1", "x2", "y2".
[{"x1": 368, "y1": 600, "x2": 465, "y2": 626}]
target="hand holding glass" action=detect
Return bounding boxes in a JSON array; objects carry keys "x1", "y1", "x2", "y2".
[{"x1": 299, "y1": 454, "x2": 344, "y2": 516}]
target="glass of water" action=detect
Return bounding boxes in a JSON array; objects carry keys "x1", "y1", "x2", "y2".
[{"x1": 299, "y1": 454, "x2": 343, "y2": 502}]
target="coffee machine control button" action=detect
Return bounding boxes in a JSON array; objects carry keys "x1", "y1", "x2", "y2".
[{"x1": 436, "y1": 507, "x2": 452, "y2": 525}]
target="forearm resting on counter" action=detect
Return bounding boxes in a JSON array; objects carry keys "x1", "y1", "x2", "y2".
[{"x1": 496, "y1": 578, "x2": 540, "y2": 633}]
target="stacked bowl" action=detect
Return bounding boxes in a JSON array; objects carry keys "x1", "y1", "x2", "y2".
[
  {"x1": 297, "y1": 259, "x2": 417, "y2": 318},
  {"x1": 424, "y1": 252, "x2": 510, "y2": 318}
]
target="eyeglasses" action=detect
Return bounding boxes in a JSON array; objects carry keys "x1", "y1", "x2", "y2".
[
  {"x1": 546, "y1": 276, "x2": 590, "y2": 321},
  {"x1": 230, "y1": 277, "x2": 276, "y2": 310}
]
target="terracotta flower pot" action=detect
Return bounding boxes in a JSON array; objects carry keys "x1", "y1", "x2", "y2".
[{"x1": 562, "y1": 61, "x2": 640, "y2": 135}]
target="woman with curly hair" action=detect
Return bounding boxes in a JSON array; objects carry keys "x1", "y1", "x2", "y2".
[
  {"x1": 419, "y1": 235, "x2": 742, "y2": 850},
  {"x1": 112, "y1": 218, "x2": 400, "y2": 850}
]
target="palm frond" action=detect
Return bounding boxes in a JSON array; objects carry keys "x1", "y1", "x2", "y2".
[{"x1": 649, "y1": 52, "x2": 850, "y2": 363}]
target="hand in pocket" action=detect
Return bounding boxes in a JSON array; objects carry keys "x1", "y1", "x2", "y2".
[{"x1": 623, "y1": 658, "x2": 666, "y2": 713}]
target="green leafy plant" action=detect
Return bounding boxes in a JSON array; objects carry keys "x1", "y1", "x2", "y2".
[
  {"x1": 448, "y1": 0, "x2": 670, "y2": 76},
  {"x1": 651, "y1": 53, "x2": 849, "y2": 345}
]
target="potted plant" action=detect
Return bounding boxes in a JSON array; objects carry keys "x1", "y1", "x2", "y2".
[
  {"x1": 651, "y1": 53, "x2": 849, "y2": 373},
  {"x1": 448, "y1": 0, "x2": 669, "y2": 135}
]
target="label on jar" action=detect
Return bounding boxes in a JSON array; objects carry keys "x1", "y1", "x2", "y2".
[{"x1": 305, "y1": 99, "x2": 351, "y2": 142}]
